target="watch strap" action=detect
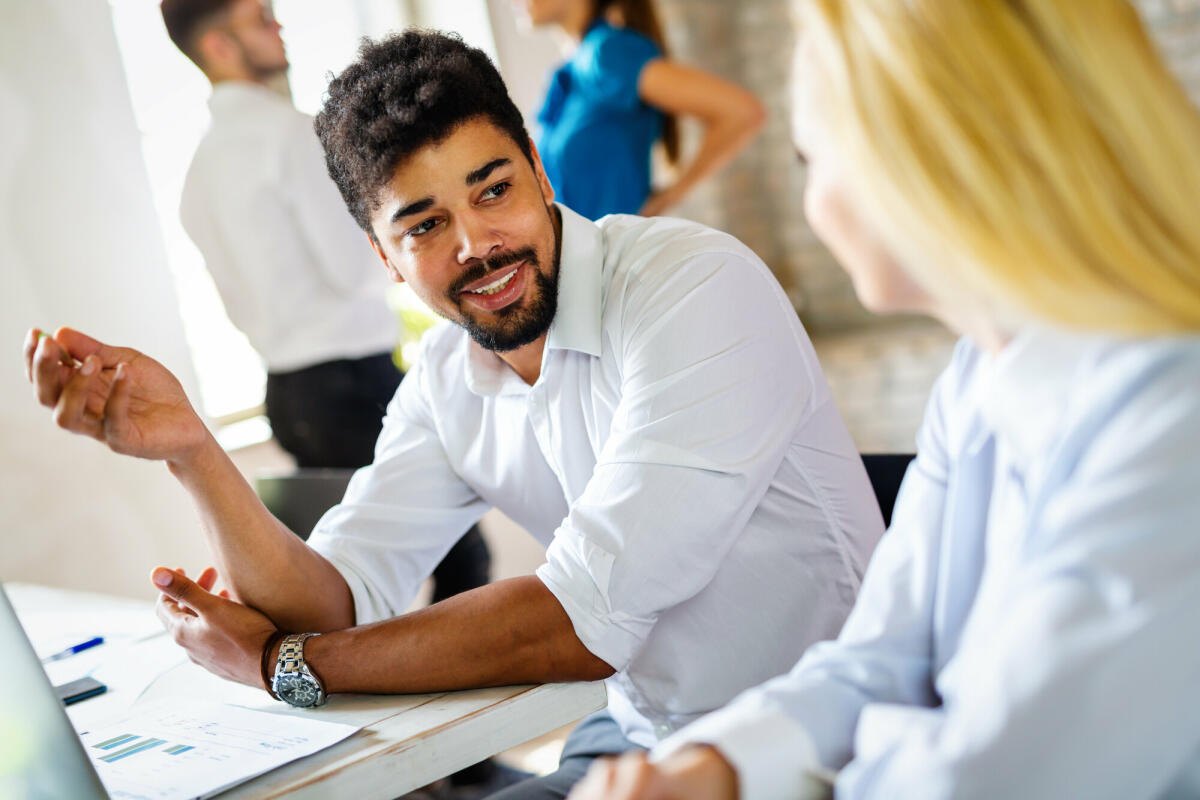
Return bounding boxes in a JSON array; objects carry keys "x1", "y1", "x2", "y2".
[
  {"x1": 275, "y1": 633, "x2": 319, "y2": 679},
  {"x1": 260, "y1": 630, "x2": 288, "y2": 699}
]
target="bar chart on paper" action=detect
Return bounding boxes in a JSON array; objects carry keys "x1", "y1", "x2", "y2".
[
  {"x1": 91, "y1": 733, "x2": 195, "y2": 762},
  {"x1": 79, "y1": 698, "x2": 359, "y2": 800}
]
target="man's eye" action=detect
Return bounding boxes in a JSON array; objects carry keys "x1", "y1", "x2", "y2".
[
  {"x1": 407, "y1": 218, "x2": 439, "y2": 237},
  {"x1": 481, "y1": 181, "x2": 511, "y2": 201}
]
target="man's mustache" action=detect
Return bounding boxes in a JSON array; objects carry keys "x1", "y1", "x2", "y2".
[{"x1": 449, "y1": 247, "x2": 539, "y2": 297}]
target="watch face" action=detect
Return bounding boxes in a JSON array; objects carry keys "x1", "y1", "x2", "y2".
[{"x1": 274, "y1": 673, "x2": 321, "y2": 708}]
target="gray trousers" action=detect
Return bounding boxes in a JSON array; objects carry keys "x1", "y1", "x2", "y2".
[{"x1": 488, "y1": 710, "x2": 643, "y2": 800}]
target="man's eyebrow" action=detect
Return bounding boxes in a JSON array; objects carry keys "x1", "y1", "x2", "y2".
[
  {"x1": 465, "y1": 158, "x2": 511, "y2": 186},
  {"x1": 391, "y1": 197, "x2": 434, "y2": 224}
]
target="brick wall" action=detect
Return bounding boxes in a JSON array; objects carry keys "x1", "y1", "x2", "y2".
[{"x1": 655, "y1": 0, "x2": 1200, "y2": 333}]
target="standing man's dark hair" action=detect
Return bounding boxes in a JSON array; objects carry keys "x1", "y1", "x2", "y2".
[
  {"x1": 160, "y1": 0, "x2": 236, "y2": 66},
  {"x1": 315, "y1": 30, "x2": 535, "y2": 238}
]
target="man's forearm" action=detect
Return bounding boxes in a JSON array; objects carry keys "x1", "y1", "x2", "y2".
[
  {"x1": 166, "y1": 432, "x2": 354, "y2": 632},
  {"x1": 300, "y1": 575, "x2": 613, "y2": 694}
]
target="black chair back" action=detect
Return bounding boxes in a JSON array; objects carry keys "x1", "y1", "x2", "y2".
[
  {"x1": 860, "y1": 454, "x2": 915, "y2": 529},
  {"x1": 255, "y1": 468, "x2": 355, "y2": 541}
]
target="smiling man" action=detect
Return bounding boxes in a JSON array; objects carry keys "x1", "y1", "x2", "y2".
[{"x1": 24, "y1": 30, "x2": 882, "y2": 799}]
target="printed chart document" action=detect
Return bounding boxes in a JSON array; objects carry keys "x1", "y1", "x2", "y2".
[{"x1": 79, "y1": 697, "x2": 360, "y2": 800}]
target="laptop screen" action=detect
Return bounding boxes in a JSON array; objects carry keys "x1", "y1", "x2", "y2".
[{"x1": 0, "y1": 584, "x2": 107, "y2": 799}]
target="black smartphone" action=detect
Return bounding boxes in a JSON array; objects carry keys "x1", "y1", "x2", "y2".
[{"x1": 54, "y1": 676, "x2": 107, "y2": 706}]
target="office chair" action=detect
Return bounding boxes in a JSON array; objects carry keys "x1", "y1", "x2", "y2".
[
  {"x1": 860, "y1": 453, "x2": 915, "y2": 528},
  {"x1": 255, "y1": 468, "x2": 355, "y2": 541}
]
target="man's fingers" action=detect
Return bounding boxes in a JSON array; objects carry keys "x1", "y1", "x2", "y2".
[
  {"x1": 53, "y1": 355, "x2": 105, "y2": 439},
  {"x1": 23, "y1": 328, "x2": 42, "y2": 383},
  {"x1": 197, "y1": 567, "x2": 219, "y2": 593},
  {"x1": 155, "y1": 591, "x2": 196, "y2": 638},
  {"x1": 54, "y1": 327, "x2": 129, "y2": 367},
  {"x1": 101, "y1": 363, "x2": 134, "y2": 443},
  {"x1": 31, "y1": 335, "x2": 73, "y2": 408},
  {"x1": 151, "y1": 567, "x2": 215, "y2": 615}
]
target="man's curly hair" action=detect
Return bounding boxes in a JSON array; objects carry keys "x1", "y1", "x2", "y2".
[{"x1": 314, "y1": 30, "x2": 534, "y2": 237}]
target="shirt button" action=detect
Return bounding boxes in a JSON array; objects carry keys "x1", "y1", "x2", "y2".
[{"x1": 654, "y1": 723, "x2": 671, "y2": 738}]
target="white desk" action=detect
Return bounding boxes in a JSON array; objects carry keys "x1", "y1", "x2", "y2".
[{"x1": 12, "y1": 583, "x2": 608, "y2": 799}]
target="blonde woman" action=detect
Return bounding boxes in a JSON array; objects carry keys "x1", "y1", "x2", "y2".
[
  {"x1": 570, "y1": 1, "x2": 1200, "y2": 798},
  {"x1": 516, "y1": 0, "x2": 765, "y2": 219}
]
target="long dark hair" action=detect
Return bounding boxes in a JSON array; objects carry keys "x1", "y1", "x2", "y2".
[{"x1": 594, "y1": 0, "x2": 681, "y2": 165}]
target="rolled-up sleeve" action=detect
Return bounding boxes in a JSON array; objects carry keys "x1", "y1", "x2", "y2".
[
  {"x1": 307, "y1": 347, "x2": 489, "y2": 625},
  {"x1": 536, "y1": 248, "x2": 813, "y2": 671}
]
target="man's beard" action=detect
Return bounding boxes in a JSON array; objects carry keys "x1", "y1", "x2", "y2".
[
  {"x1": 230, "y1": 34, "x2": 288, "y2": 82},
  {"x1": 446, "y1": 209, "x2": 561, "y2": 353}
]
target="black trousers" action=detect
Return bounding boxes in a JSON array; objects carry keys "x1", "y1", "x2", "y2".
[
  {"x1": 488, "y1": 711, "x2": 642, "y2": 800},
  {"x1": 265, "y1": 352, "x2": 491, "y2": 602}
]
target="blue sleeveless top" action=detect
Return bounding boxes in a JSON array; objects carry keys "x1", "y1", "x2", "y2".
[{"x1": 536, "y1": 21, "x2": 663, "y2": 220}]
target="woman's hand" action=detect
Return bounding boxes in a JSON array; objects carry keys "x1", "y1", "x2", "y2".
[{"x1": 568, "y1": 747, "x2": 738, "y2": 800}]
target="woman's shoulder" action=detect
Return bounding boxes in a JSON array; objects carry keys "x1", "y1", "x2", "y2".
[{"x1": 577, "y1": 21, "x2": 661, "y2": 74}]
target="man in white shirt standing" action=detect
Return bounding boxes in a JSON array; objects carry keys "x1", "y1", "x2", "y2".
[
  {"x1": 26, "y1": 28, "x2": 882, "y2": 799},
  {"x1": 160, "y1": 0, "x2": 494, "y2": 642},
  {"x1": 165, "y1": 0, "x2": 397, "y2": 468}
]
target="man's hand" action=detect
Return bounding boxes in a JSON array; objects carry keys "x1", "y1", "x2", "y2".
[
  {"x1": 24, "y1": 327, "x2": 209, "y2": 464},
  {"x1": 568, "y1": 748, "x2": 738, "y2": 800},
  {"x1": 153, "y1": 566, "x2": 278, "y2": 690}
]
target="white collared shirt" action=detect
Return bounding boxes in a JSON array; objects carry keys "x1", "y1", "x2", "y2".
[
  {"x1": 180, "y1": 81, "x2": 396, "y2": 372},
  {"x1": 660, "y1": 330, "x2": 1200, "y2": 800},
  {"x1": 307, "y1": 205, "x2": 883, "y2": 746}
]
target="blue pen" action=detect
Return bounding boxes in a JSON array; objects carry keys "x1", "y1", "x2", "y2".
[{"x1": 41, "y1": 636, "x2": 104, "y2": 663}]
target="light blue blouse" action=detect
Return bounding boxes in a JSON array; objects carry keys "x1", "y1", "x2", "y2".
[
  {"x1": 661, "y1": 329, "x2": 1200, "y2": 800},
  {"x1": 536, "y1": 21, "x2": 662, "y2": 220}
]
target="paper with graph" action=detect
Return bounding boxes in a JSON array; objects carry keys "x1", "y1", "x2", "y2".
[{"x1": 79, "y1": 697, "x2": 360, "y2": 799}]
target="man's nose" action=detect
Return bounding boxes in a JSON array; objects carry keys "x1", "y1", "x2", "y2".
[{"x1": 455, "y1": 212, "x2": 503, "y2": 265}]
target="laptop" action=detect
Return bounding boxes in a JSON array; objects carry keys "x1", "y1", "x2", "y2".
[{"x1": 0, "y1": 583, "x2": 108, "y2": 799}]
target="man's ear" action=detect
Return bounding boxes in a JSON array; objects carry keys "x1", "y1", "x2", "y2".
[
  {"x1": 194, "y1": 28, "x2": 231, "y2": 75},
  {"x1": 368, "y1": 234, "x2": 404, "y2": 283},
  {"x1": 527, "y1": 138, "x2": 556, "y2": 206}
]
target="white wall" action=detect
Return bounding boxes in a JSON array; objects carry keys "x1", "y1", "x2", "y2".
[
  {"x1": 484, "y1": 0, "x2": 563, "y2": 126},
  {"x1": 0, "y1": 1, "x2": 211, "y2": 598}
]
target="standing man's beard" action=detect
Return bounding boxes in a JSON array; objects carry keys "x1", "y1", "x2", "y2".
[
  {"x1": 229, "y1": 35, "x2": 288, "y2": 82},
  {"x1": 447, "y1": 207, "x2": 562, "y2": 353}
]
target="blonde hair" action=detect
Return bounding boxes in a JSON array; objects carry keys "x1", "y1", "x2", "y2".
[{"x1": 799, "y1": 0, "x2": 1200, "y2": 334}]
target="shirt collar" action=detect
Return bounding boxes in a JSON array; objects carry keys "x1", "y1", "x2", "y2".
[
  {"x1": 976, "y1": 327, "x2": 1101, "y2": 464},
  {"x1": 546, "y1": 203, "x2": 605, "y2": 358},
  {"x1": 207, "y1": 80, "x2": 280, "y2": 116},
  {"x1": 462, "y1": 203, "x2": 604, "y2": 396}
]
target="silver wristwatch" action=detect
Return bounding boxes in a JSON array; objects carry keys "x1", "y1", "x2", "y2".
[{"x1": 271, "y1": 633, "x2": 327, "y2": 708}]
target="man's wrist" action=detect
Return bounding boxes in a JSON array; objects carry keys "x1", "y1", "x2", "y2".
[
  {"x1": 165, "y1": 424, "x2": 221, "y2": 475},
  {"x1": 299, "y1": 629, "x2": 338, "y2": 694}
]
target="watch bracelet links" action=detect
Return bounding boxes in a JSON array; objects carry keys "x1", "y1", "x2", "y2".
[
  {"x1": 260, "y1": 629, "x2": 288, "y2": 700},
  {"x1": 275, "y1": 633, "x2": 324, "y2": 697}
]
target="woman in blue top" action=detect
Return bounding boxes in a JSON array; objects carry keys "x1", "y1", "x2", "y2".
[{"x1": 517, "y1": 0, "x2": 765, "y2": 220}]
